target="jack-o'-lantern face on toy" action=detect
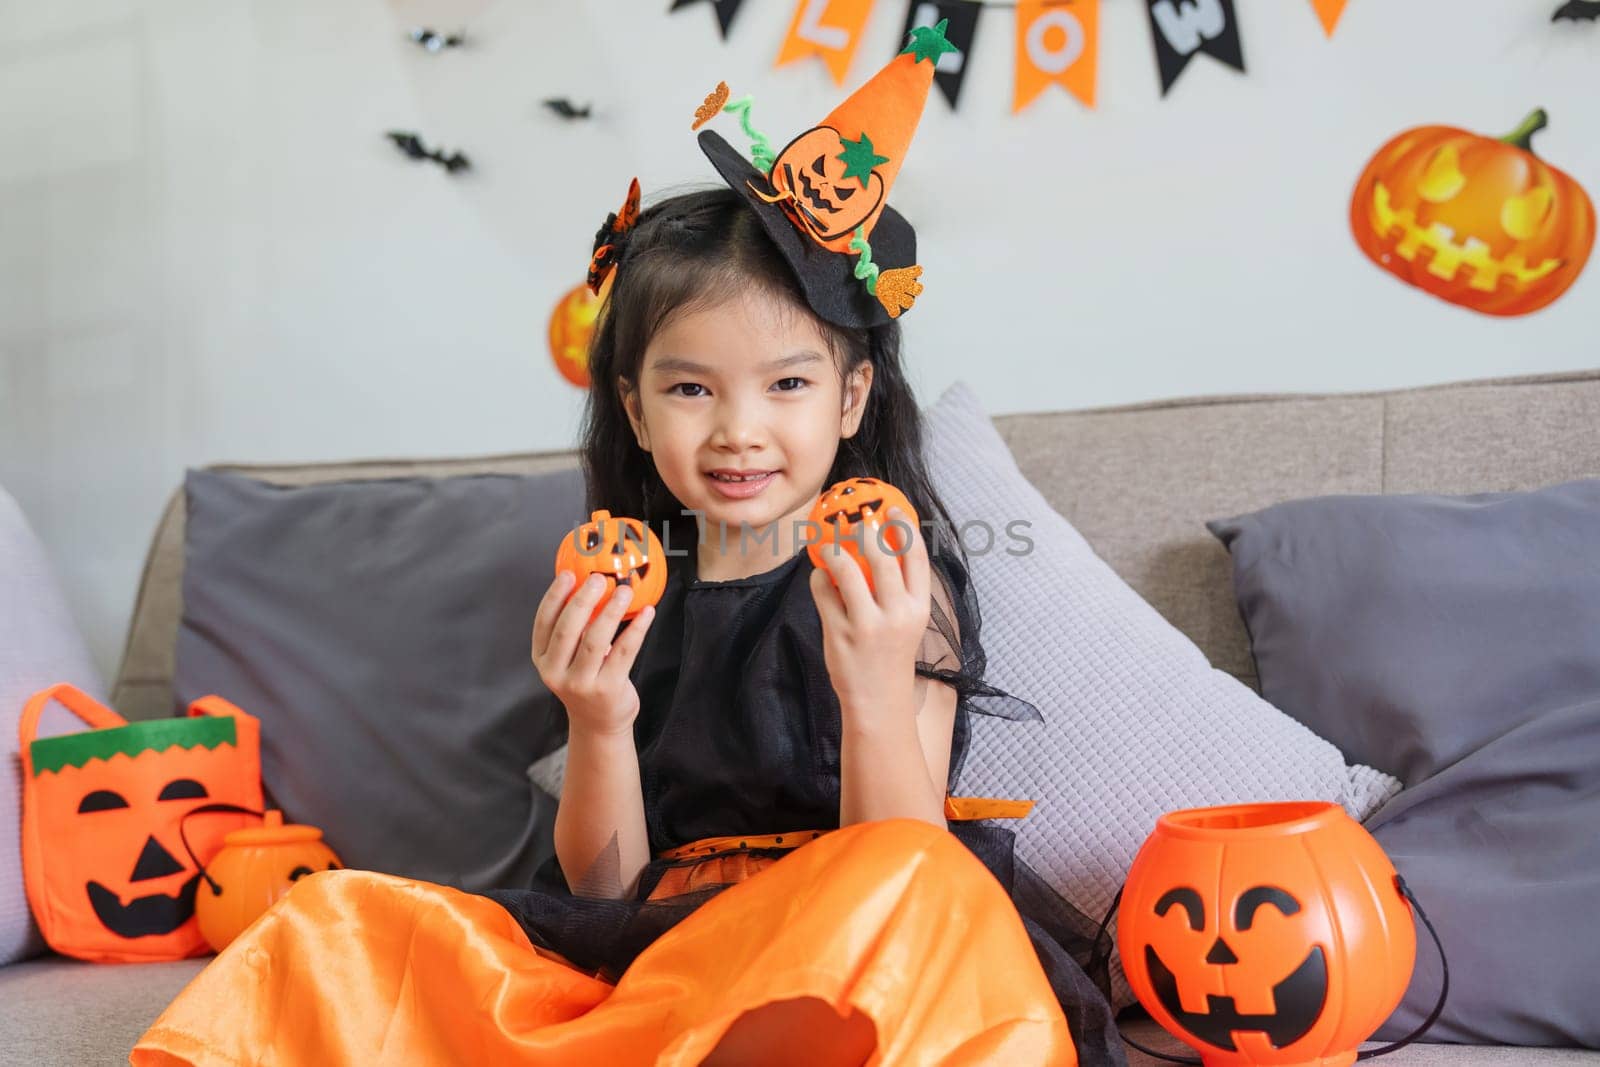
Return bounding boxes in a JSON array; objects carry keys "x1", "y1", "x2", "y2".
[
  {"x1": 1350, "y1": 109, "x2": 1595, "y2": 316},
  {"x1": 769, "y1": 126, "x2": 888, "y2": 243},
  {"x1": 1138, "y1": 883, "x2": 1328, "y2": 1053},
  {"x1": 554, "y1": 509, "x2": 667, "y2": 623},
  {"x1": 805, "y1": 479, "x2": 919, "y2": 593}
]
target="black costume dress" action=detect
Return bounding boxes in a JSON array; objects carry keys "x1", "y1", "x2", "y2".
[{"x1": 486, "y1": 545, "x2": 1127, "y2": 1066}]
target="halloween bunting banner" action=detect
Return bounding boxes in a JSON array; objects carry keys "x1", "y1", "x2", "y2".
[
  {"x1": 669, "y1": 0, "x2": 748, "y2": 39},
  {"x1": 899, "y1": 1, "x2": 980, "y2": 109},
  {"x1": 1309, "y1": 0, "x2": 1349, "y2": 36},
  {"x1": 670, "y1": 1, "x2": 1376, "y2": 105},
  {"x1": 776, "y1": 0, "x2": 881, "y2": 86},
  {"x1": 1012, "y1": 0, "x2": 1099, "y2": 113},
  {"x1": 1144, "y1": 0, "x2": 1245, "y2": 96}
]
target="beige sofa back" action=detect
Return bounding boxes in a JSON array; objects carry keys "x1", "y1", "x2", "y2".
[{"x1": 112, "y1": 370, "x2": 1600, "y2": 723}]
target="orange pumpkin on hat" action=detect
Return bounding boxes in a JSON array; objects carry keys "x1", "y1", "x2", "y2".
[
  {"x1": 1117, "y1": 801, "x2": 1419, "y2": 1067},
  {"x1": 806, "y1": 478, "x2": 919, "y2": 593},
  {"x1": 195, "y1": 809, "x2": 343, "y2": 952},
  {"x1": 554, "y1": 510, "x2": 667, "y2": 625},
  {"x1": 1350, "y1": 107, "x2": 1595, "y2": 317},
  {"x1": 768, "y1": 126, "x2": 890, "y2": 245}
]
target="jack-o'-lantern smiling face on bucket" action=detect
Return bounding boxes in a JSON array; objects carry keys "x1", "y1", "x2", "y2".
[{"x1": 1142, "y1": 883, "x2": 1327, "y2": 1052}]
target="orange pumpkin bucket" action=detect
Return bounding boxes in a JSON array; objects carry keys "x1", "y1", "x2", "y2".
[
  {"x1": 1113, "y1": 801, "x2": 1444, "y2": 1067},
  {"x1": 194, "y1": 809, "x2": 343, "y2": 952},
  {"x1": 18, "y1": 684, "x2": 264, "y2": 962}
]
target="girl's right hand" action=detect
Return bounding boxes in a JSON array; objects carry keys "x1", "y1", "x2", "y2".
[{"x1": 532, "y1": 571, "x2": 657, "y2": 737}]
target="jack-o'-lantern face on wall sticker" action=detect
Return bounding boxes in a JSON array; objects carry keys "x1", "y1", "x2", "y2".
[{"x1": 1350, "y1": 108, "x2": 1595, "y2": 317}]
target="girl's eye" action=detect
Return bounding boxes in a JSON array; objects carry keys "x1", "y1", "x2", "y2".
[
  {"x1": 669, "y1": 383, "x2": 707, "y2": 398},
  {"x1": 774, "y1": 377, "x2": 807, "y2": 392}
]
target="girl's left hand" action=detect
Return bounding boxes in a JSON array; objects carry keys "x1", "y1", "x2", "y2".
[{"x1": 810, "y1": 506, "x2": 930, "y2": 716}]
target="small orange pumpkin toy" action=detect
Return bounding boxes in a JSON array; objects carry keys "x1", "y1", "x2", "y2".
[
  {"x1": 806, "y1": 478, "x2": 920, "y2": 593},
  {"x1": 1116, "y1": 801, "x2": 1425, "y2": 1067},
  {"x1": 1350, "y1": 107, "x2": 1595, "y2": 316},
  {"x1": 554, "y1": 509, "x2": 667, "y2": 625},
  {"x1": 18, "y1": 684, "x2": 263, "y2": 963},
  {"x1": 193, "y1": 809, "x2": 343, "y2": 952}
]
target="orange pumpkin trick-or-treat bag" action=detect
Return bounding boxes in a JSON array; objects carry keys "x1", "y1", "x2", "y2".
[{"x1": 19, "y1": 683, "x2": 263, "y2": 963}]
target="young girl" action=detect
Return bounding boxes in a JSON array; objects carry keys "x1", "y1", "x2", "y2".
[{"x1": 134, "y1": 22, "x2": 1123, "y2": 1066}]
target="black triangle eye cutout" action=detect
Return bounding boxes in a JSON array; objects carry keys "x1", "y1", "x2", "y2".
[
  {"x1": 584, "y1": 530, "x2": 602, "y2": 551},
  {"x1": 158, "y1": 779, "x2": 210, "y2": 802},
  {"x1": 78, "y1": 789, "x2": 130, "y2": 813}
]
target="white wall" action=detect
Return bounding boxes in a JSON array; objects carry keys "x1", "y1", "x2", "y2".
[{"x1": 2, "y1": 0, "x2": 1596, "y2": 681}]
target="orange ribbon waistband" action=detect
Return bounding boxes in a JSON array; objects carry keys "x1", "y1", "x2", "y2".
[{"x1": 656, "y1": 797, "x2": 1035, "y2": 861}]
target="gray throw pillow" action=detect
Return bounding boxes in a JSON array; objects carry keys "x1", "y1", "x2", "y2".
[
  {"x1": 923, "y1": 382, "x2": 1400, "y2": 1010},
  {"x1": 1209, "y1": 480, "x2": 1600, "y2": 1047},
  {"x1": 175, "y1": 467, "x2": 586, "y2": 892}
]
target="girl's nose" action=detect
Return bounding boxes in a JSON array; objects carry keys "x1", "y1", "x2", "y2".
[{"x1": 711, "y1": 402, "x2": 764, "y2": 451}]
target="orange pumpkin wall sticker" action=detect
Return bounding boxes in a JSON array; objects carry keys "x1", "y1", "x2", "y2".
[
  {"x1": 1350, "y1": 108, "x2": 1595, "y2": 316},
  {"x1": 19, "y1": 684, "x2": 263, "y2": 963},
  {"x1": 547, "y1": 272, "x2": 612, "y2": 389}
]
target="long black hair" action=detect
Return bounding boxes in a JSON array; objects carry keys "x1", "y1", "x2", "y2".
[{"x1": 578, "y1": 183, "x2": 964, "y2": 563}]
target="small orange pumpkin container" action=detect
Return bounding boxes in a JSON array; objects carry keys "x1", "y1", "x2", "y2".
[
  {"x1": 806, "y1": 478, "x2": 919, "y2": 593},
  {"x1": 1117, "y1": 801, "x2": 1417, "y2": 1067},
  {"x1": 554, "y1": 509, "x2": 667, "y2": 625},
  {"x1": 195, "y1": 810, "x2": 343, "y2": 953}
]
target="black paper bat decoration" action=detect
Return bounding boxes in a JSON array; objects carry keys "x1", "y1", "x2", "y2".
[
  {"x1": 409, "y1": 27, "x2": 464, "y2": 51},
  {"x1": 386, "y1": 131, "x2": 470, "y2": 174},
  {"x1": 543, "y1": 98, "x2": 593, "y2": 120},
  {"x1": 1552, "y1": 0, "x2": 1600, "y2": 19}
]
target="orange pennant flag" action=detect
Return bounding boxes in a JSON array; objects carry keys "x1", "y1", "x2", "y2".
[
  {"x1": 776, "y1": 0, "x2": 879, "y2": 87},
  {"x1": 1013, "y1": 0, "x2": 1100, "y2": 113},
  {"x1": 1311, "y1": 0, "x2": 1348, "y2": 36}
]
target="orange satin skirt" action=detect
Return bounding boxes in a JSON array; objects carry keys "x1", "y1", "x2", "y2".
[{"x1": 130, "y1": 818, "x2": 1076, "y2": 1066}]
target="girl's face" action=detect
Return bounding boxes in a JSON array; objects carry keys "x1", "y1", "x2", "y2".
[{"x1": 622, "y1": 289, "x2": 872, "y2": 575}]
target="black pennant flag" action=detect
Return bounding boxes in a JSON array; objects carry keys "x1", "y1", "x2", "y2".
[
  {"x1": 669, "y1": 0, "x2": 746, "y2": 39},
  {"x1": 1145, "y1": 0, "x2": 1244, "y2": 96},
  {"x1": 899, "y1": 0, "x2": 980, "y2": 110}
]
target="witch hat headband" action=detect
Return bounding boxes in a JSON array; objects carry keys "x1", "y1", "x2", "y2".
[{"x1": 587, "y1": 20, "x2": 958, "y2": 329}]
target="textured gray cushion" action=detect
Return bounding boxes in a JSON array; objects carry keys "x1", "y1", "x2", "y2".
[
  {"x1": 1209, "y1": 481, "x2": 1600, "y2": 1047},
  {"x1": 923, "y1": 382, "x2": 1401, "y2": 1009},
  {"x1": 174, "y1": 468, "x2": 586, "y2": 892},
  {"x1": 1, "y1": 486, "x2": 105, "y2": 966}
]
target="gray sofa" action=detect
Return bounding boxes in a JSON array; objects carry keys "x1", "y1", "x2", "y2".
[{"x1": 6, "y1": 368, "x2": 1600, "y2": 1066}]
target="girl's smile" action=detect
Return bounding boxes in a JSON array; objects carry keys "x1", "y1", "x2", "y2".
[{"x1": 705, "y1": 469, "x2": 780, "y2": 499}]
